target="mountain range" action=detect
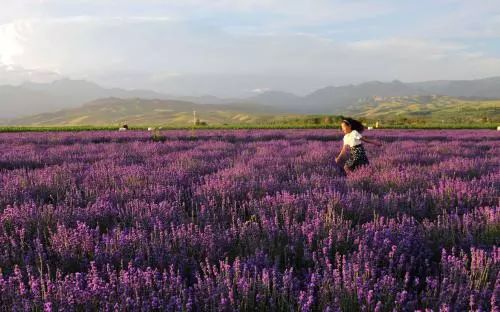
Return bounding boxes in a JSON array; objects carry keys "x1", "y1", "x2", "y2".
[
  {"x1": 0, "y1": 79, "x2": 170, "y2": 118},
  {"x1": 247, "y1": 77, "x2": 500, "y2": 113},
  {"x1": 1, "y1": 76, "x2": 500, "y2": 125},
  {"x1": 8, "y1": 97, "x2": 291, "y2": 126}
]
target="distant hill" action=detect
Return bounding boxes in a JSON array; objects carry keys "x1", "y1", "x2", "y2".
[
  {"x1": 409, "y1": 77, "x2": 500, "y2": 98},
  {"x1": 230, "y1": 81, "x2": 426, "y2": 114},
  {"x1": 301, "y1": 80, "x2": 425, "y2": 113},
  {"x1": 6, "y1": 98, "x2": 290, "y2": 126},
  {"x1": 1, "y1": 76, "x2": 500, "y2": 119},
  {"x1": 0, "y1": 79, "x2": 175, "y2": 118},
  {"x1": 7, "y1": 95, "x2": 498, "y2": 126},
  {"x1": 246, "y1": 91, "x2": 304, "y2": 111},
  {"x1": 235, "y1": 77, "x2": 500, "y2": 114},
  {"x1": 21, "y1": 79, "x2": 168, "y2": 101},
  {"x1": 0, "y1": 79, "x2": 263, "y2": 118},
  {"x1": 346, "y1": 95, "x2": 499, "y2": 124},
  {"x1": 0, "y1": 85, "x2": 66, "y2": 118}
]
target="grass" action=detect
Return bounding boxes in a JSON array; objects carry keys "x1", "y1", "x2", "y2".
[
  {"x1": 0, "y1": 121, "x2": 497, "y2": 132},
  {"x1": 0, "y1": 124, "x2": 339, "y2": 132}
]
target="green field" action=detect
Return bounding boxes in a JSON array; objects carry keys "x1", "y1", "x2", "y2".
[{"x1": 0, "y1": 121, "x2": 497, "y2": 132}]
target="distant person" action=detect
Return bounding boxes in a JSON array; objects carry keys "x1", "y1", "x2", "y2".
[
  {"x1": 119, "y1": 124, "x2": 129, "y2": 131},
  {"x1": 335, "y1": 118, "x2": 382, "y2": 174}
]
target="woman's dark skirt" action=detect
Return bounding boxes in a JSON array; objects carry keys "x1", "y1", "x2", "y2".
[{"x1": 345, "y1": 144, "x2": 369, "y2": 170}]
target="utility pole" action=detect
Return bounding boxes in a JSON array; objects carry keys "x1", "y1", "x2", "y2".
[{"x1": 193, "y1": 110, "x2": 197, "y2": 125}]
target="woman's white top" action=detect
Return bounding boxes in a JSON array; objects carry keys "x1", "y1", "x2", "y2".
[{"x1": 343, "y1": 130, "x2": 363, "y2": 147}]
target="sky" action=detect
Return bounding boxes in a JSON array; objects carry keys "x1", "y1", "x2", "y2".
[{"x1": 0, "y1": 0, "x2": 499, "y2": 96}]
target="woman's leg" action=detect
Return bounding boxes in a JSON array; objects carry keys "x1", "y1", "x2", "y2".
[
  {"x1": 343, "y1": 157, "x2": 355, "y2": 174},
  {"x1": 335, "y1": 157, "x2": 348, "y2": 176}
]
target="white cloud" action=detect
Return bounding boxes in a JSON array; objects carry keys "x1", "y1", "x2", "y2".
[
  {"x1": 405, "y1": 0, "x2": 500, "y2": 40},
  {"x1": 0, "y1": 0, "x2": 499, "y2": 95},
  {"x1": 0, "y1": 22, "x2": 28, "y2": 65},
  {"x1": 0, "y1": 64, "x2": 63, "y2": 85},
  {"x1": 1, "y1": 15, "x2": 500, "y2": 95},
  {"x1": 252, "y1": 88, "x2": 271, "y2": 93}
]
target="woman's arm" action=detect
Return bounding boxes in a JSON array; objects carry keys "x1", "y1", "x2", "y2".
[
  {"x1": 361, "y1": 136, "x2": 382, "y2": 146},
  {"x1": 335, "y1": 144, "x2": 348, "y2": 163}
]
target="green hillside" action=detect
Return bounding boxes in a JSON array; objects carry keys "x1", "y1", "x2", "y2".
[
  {"x1": 7, "y1": 98, "x2": 297, "y2": 126},
  {"x1": 347, "y1": 95, "x2": 499, "y2": 126},
  {"x1": 4, "y1": 95, "x2": 499, "y2": 128}
]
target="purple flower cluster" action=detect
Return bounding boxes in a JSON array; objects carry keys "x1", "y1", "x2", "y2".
[{"x1": 0, "y1": 129, "x2": 498, "y2": 311}]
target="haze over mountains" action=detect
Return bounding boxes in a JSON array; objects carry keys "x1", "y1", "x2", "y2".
[
  {"x1": 0, "y1": 79, "x2": 169, "y2": 118},
  {"x1": 1, "y1": 76, "x2": 500, "y2": 125},
  {"x1": 10, "y1": 97, "x2": 288, "y2": 126},
  {"x1": 247, "y1": 77, "x2": 500, "y2": 113}
]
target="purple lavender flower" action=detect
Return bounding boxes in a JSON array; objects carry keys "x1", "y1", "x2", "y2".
[{"x1": 0, "y1": 129, "x2": 497, "y2": 310}]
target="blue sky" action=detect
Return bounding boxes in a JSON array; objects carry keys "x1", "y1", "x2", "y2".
[{"x1": 0, "y1": 0, "x2": 499, "y2": 96}]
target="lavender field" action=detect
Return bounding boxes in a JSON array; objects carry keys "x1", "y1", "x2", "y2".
[{"x1": 0, "y1": 129, "x2": 498, "y2": 311}]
